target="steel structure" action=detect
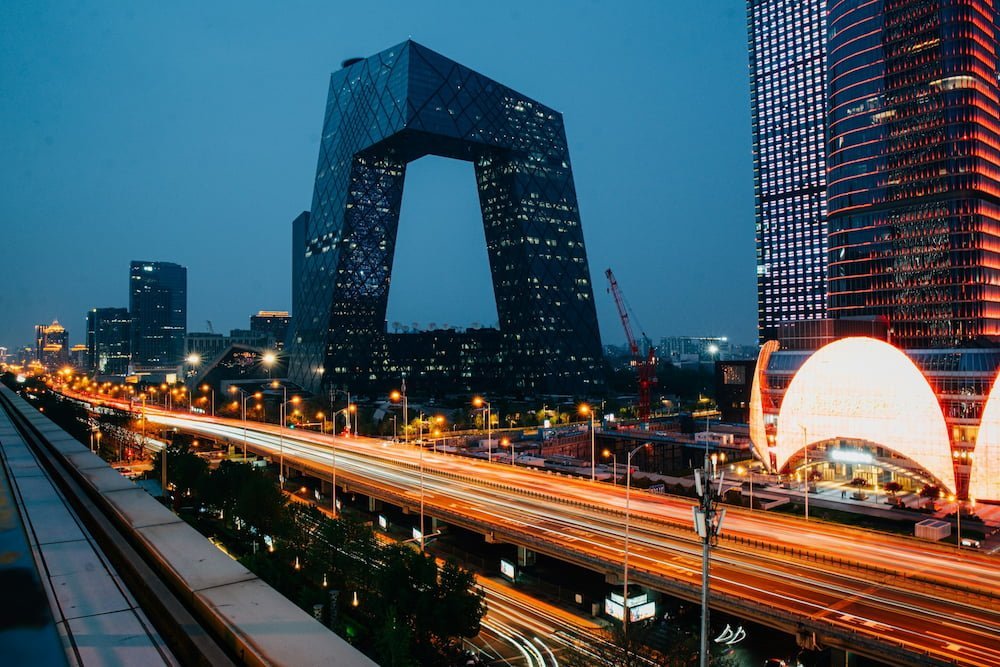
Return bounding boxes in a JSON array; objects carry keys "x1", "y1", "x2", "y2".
[
  {"x1": 289, "y1": 41, "x2": 604, "y2": 395},
  {"x1": 606, "y1": 268, "x2": 656, "y2": 420}
]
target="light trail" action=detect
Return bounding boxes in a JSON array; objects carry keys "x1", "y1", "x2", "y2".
[{"x1": 77, "y1": 402, "x2": 998, "y2": 666}]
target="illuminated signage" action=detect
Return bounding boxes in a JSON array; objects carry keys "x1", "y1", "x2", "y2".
[
  {"x1": 378, "y1": 514, "x2": 388, "y2": 530},
  {"x1": 604, "y1": 592, "x2": 656, "y2": 622},
  {"x1": 500, "y1": 559, "x2": 515, "y2": 580},
  {"x1": 412, "y1": 527, "x2": 422, "y2": 541}
]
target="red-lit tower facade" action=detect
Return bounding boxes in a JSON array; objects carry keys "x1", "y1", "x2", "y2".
[{"x1": 827, "y1": 0, "x2": 1000, "y2": 348}]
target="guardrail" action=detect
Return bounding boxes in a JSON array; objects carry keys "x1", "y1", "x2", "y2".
[{"x1": 0, "y1": 385, "x2": 375, "y2": 667}]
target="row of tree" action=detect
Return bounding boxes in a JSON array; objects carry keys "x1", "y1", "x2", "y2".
[{"x1": 153, "y1": 445, "x2": 486, "y2": 665}]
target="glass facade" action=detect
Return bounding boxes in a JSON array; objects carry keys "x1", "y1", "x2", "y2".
[
  {"x1": 748, "y1": 0, "x2": 829, "y2": 342},
  {"x1": 129, "y1": 261, "x2": 187, "y2": 371},
  {"x1": 289, "y1": 41, "x2": 604, "y2": 395},
  {"x1": 827, "y1": 0, "x2": 1000, "y2": 348},
  {"x1": 86, "y1": 307, "x2": 131, "y2": 375}
]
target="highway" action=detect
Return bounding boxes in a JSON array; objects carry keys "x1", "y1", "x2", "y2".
[{"x1": 64, "y1": 394, "x2": 1000, "y2": 666}]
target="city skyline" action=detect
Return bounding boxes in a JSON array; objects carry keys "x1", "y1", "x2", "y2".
[{"x1": 0, "y1": 2, "x2": 755, "y2": 350}]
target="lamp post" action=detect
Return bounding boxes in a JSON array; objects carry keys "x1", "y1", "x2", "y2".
[
  {"x1": 950, "y1": 495, "x2": 974, "y2": 549},
  {"x1": 229, "y1": 387, "x2": 261, "y2": 460},
  {"x1": 603, "y1": 449, "x2": 618, "y2": 486},
  {"x1": 738, "y1": 465, "x2": 754, "y2": 511},
  {"x1": 417, "y1": 422, "x2": 425, "y2": 553},
  {"x1": 473, "y1": 396, "x2": 491, "y2": 461},
  {"x1": 331, "y1": 432, "x2": 338, "y2": 518},
  {"x1": 200, "y1": 384, "x2": 214, "y2": 417},
  {"x1": 800, "y1": 425, "x2": 810, "y2": 522},
  {"x1": 623, "y1": 442, "x2": 652, "y2": 640},
  {"x1": 262, "y1": 351, "x2": 277, "y2": 380},
  {"x1": 391, "y1": 380, "x2": 408, "y2": 443},
  {"x1": 579, "y1": 403, "x2": 596, "y2": 481},
  {"x1": 273, "y1": 382, "x2": 300, "y2": 484},
  {"x1": 390, "y1": 415, "x2": 397, "y2": 442},
  {"x1": 693, "y1": 450, "x2": 726, "y2": 667},
  {"x1": 502, "y1": 437, "x2": 513, "y2": 464}
]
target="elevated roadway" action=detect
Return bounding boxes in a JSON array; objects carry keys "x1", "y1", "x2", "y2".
[{"x1": 60, "y1": 392, "x2": 1000, "y2": 666}]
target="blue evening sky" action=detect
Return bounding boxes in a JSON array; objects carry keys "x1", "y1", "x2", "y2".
[{"x1": 0, "y1": 1, "x2": 754, "y2": 350}]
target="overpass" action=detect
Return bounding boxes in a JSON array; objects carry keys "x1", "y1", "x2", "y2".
[{"x1": 54, "y1": 388, "x2": 1000, "y2": 665}]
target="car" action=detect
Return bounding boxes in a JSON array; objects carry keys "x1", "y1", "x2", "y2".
[
  {"x1": 960, "y1": 538, "x2": 982, "y2": 549},
  {"x1": 763, "y1": 660, "x2": 787, "y2": 667}
]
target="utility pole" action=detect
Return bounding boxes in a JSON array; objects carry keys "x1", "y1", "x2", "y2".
[{"x1": 693, "y1": 451, "x2": 726, "y2": 667}]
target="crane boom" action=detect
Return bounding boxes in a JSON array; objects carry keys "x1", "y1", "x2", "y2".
[{"x1": 605, "y1": 268, "x2": 656, "y2": 421}]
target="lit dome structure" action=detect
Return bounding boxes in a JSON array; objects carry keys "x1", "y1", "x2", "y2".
[
  {"x1": 971, "y1": 374, "x2": 1000, "y2": 501},
  {"x1": 773, "y1": 337, "x2": 955, "y2": 494},
  {"x1": 749, "y1": 340, "x2": 779, "y2": 461}
]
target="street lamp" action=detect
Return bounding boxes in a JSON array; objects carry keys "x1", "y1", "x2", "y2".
[
  {"x1": 272, "y1": 380, "x2": 300, "y2": 484},
  {"x1": 473, "y1": 396, "x2": 492, "y2": 461},
  {"x1": 800, "y1": 425, "x2": 810, "y2": 522},
  {"x1": 623, "y1": 442, "x2": 653, "y2": 639},
  {"x1": 262, "y1": 351, "x2": 277, "y2": 379},
  {"x1": 200, "y1": 384, "x2": 214, "y2": 417},
  {"x1": 391, "y1": 381, "x2": 408, "y2": 443},
  {"x1": 501, "y1": 437, "x2": 513, "y2": 464},
  {"x1": 694, "y1": 451, "x2": 727, "y2": 667},
  {"x1": 229, "y1": 386, "x2": 262, "y2": 460},
  {"x1": 737, "y1": 465, "x2": 754, "y2": 511},
  {"x1": 334, "y1": 404, "x2": 356, "y2": 436},
  {"x1": 602, "y1": 448, "x2": 617, "y2": 486},
  {"x1": 579, "y1": 403, "x2": 596, "y2": 481}
]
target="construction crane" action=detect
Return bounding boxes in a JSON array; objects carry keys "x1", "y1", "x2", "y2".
[{"x1": 606, "y1": 268, "x2": 657, "y2": 421}]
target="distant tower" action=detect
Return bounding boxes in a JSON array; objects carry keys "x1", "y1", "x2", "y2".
[
  {"x1": 38, "y1": 320, "x2": 69, "y2": 368},
  {"x1": 87, "y1": 307, "x2": 132, "y2": 375},
  {"x1": 129, "y1": 261, "x2": 187, "y2": 371},
  {"x1": 250, "y1": 310, "x2": 291, "y2": 351},
  {"x1": 748, "y1": 0, "x2": 829, "y2": 342}
]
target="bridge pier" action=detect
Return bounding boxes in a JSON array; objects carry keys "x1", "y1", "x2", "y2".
[
  {"x1": 368, "y1": 496, "x2": 378, "y2": 512},
  {"x1": 828, "y1": 647, "x2": 856, "y2": 666},
  {"x1": 517, "y1": 546, "x2": 536, "y2": 567}
]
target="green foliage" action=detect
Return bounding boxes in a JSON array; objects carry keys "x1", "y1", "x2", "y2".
[
  {"x1": 883, "y1": 481, "x2": 903, "y2": 496},
  {"x1": 151, "y1": 440, "x2": 208, "y2": 503},
  {"x1": 920, "y1": 484, "x2": 941, "y2": 500}
]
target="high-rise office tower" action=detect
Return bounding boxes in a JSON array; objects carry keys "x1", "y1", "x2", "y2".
[
  {"x1": 748, "y1": 0, "x2": 830, "y2": 342},
  {"x1": 87, "y1": 307, "x2": 132, "y2": 375},
  {"x1": 36, "y1": 320, "x2": 69, "y2": 368},
  {"x1": 289, "y1": 41, "x2": 604, "y2": 395},
  {"x1": 129, "y1": 261, "x2": 187, "y2": 370},
  {"x1": 250, "y1": 311, "x2": 291, "y2": 350},
  {"x1": 827, "y1": 0, "x2": 1000, "y2": 348}
]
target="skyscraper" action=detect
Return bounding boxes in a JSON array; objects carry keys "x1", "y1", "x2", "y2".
[
  {"x1": 36, "y1": 320, "x2": 69, "y2": 368},
  {"x1": 827, "y1": 0, "x2": 1000, "y2": 348},
  {"x1": 129, "y1": 261, "x2": 187, "y2": 370},
  {"x1": 748, "y1": 0, "x2": 829, "y2": 342},
  {"x1": 250, "y1": 311, "x2": 291, "y2": 350},
  {"x1": 87, "y1": 307, "x2": 131, "y2": 375},
  {"x1": 289, "y1": 41, "x2": 604, "y2": 395}
]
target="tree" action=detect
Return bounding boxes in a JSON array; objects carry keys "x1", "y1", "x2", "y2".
[
  {"x1": 883, "y1": 481, "x2": 903, "y2": 497},
  {"x1": 850, "y1": 477, "x2": 869, "y2": 500},
  {"x1": 919, "y1": 484, "x2": 941, "y2": 500},
  {"x1": 151, "y1": 440, "x2": 208, "y2": 507}
]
